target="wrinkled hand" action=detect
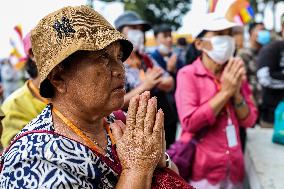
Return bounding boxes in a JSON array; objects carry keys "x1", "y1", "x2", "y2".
[
  {"x1": 142, "y1": 67, "x2": 163, "y2": 90},
  {"x1": 111, "y1": 115, "x2": 166, "y2": 169},
  {"x1": 221, "y1": 57, "x2": 245, "y2": 97},
  {"x1": 111, "y1": 91, "x2": 164, "y2": 174},
  {"x1": 157, "y1": 129, "x2": 167, "y2": 168},
  {"x1": 167, "y1": 54, "x2": 177, "y2": 73}
]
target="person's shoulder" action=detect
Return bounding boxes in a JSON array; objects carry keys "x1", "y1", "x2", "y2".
[
  {"x1": 177, "y1": 61, "x2": 197, "y2": 75},
  {"x1": 1, "y1": 83, "x2": 30, "y2": 110},
  {"x1": 149, "y1": 48, "x2": 159, "y2": 56},
  {"x1": 0, "y1": 130, "x2": 58, "y2": 178},
  {"x1": 271, "y1": 40, "x2": 284, "y2": 46},
  {"x1": 1, "y1": 105, "x2": 53, "y2": 162},
  {"x1": 258, "y1": 40, "x2": 284, "y2": 57},
  {"x1": 17, "y1": 104, "x2": 52, "y2": 135},
  {"x1": 263, "y1": 40, "x2": 284, "y2": 50},
  {"x1": 238, "y1": 47, "x2": 253, "y2": 56}
]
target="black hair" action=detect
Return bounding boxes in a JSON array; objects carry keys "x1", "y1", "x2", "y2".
[
  {"x1": 177, "y1": 37, "x2": 187, "y2": 46},
  {"x1": 232, "y1": 26, "x2": 244, "y2": 35},
  {"x1": 153, "y1": 24, "x2": 172, "y2": 37},
  {"x1": 248, "y1": 22, "x2": 264, "y2": 35},
  {"x1": 25, "y1": 57, "x2": 38, "y2": 79},
  {"x1": 185, "y1": 30, "x2": 207, "y2": 65}
]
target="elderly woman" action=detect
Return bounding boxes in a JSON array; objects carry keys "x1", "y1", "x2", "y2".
[
  {"x1": 0, "y1": 6, "x2": 192, "y2": 189},
  {"x1": 175, "y1": 13, "x2": 258, "y2": 189}
]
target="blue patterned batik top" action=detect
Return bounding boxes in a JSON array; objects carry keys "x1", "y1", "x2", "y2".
[{"x1": 0, "y1": 105, "x2": 119, "y2": 189}]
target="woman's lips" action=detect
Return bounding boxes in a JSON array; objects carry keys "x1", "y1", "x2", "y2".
[{"x1": 112, "y1": 84, "x2": 125, "y2": 93}]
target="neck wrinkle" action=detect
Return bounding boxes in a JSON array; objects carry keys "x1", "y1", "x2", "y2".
[{"x1": 51, "y1": 97, "x2": 105, "y2": 136}]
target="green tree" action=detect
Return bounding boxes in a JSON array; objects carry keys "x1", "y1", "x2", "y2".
[{"x1": 100, "y1": 0, "x2": 192, "y2": 30}]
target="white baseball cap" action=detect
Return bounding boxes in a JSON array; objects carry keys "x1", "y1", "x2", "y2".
[{"x1": 191, "y1": 12, "x2": 238, "y2": 38}]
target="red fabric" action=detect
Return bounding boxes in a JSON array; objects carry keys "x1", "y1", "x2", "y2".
[
  {"x1": 110, "y1": 145, "x2": 194, "y2": 189},
  {"x1": 152, "y1": 168, "x2": 195, "y2": 189},
  {"x1": 175, "y1": 58, "x2": 258, "y2": 184},
  {"x1": 142, "y1": 53, "x2": 154, "y2": 68},
  {"x1": 112, "y1": 110, "x2": 126, "y2": 124}
]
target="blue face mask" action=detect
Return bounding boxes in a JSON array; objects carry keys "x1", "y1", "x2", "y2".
[{"x1": 257, "y1": 30, "x2": 271, "y2": 45}]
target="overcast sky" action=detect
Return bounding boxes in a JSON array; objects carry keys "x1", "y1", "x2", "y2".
[{"x1": 0, "y1": 0, "x2": 284, "y2": 58}]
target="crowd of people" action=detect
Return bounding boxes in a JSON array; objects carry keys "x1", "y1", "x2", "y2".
[{"x1": 0, "y1": 4, "x2": 283, "y2": 189}]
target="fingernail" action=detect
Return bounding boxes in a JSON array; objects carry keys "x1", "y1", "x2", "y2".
[
  {"x1": 148, "y1": 98, "x2": 153, "y2": 105},
  {"x1": 134, "y1": 94, "x2": 140, "y2": 101},
  {"x1": 144, "y1": 91, "x2": 150, "y2": 96}
]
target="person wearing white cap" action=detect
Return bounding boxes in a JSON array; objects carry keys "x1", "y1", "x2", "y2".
[{"x1": 175, "y1": 13, "x2": 258, "y2": 189}]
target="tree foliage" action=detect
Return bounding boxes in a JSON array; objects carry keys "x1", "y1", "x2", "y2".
[{"x1": 101, "y1": 0, "x2": 192, "y2": 30}]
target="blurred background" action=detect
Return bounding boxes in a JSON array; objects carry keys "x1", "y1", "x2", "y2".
[
  {"x1": 1, "y1": 0, "x2": 284, "y2": 58},
  {"x1": 0, "y1": 1, "x2": 284, "y2": 189}
]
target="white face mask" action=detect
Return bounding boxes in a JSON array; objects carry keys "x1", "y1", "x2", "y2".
[
  {"x1": 127, "y1": 29, "x2": 145, "y2": 53},
  {"x1": 158, "y1": 44, "x2": 171, "y2": 55},
  {"x1": 202, "y1": 35, "x2": 235, "y2": 65}
]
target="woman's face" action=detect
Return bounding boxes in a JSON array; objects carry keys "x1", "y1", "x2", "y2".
[
  {"x1": 59, "y1": 42, "x2": 125, "y2": 116},
  {"x1": 197, "y1": 29, "x2": 231, "y2": 51}
]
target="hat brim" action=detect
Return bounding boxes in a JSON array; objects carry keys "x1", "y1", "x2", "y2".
[
  {"x1": 192, "y1": 13, "x2": 239, "y2": 38},
  {"x1": 119, "y1": 20, "x2": 151, "y2": 31},
  {"x1": 119, "y1": 39, "x2": 133, "y2": 61},
  {"x1": 39, "y1": 36, "x2": 133, "y2": 98},
  {"x1": 204, "y1": 19, "x2": 238, "y2": 32}
]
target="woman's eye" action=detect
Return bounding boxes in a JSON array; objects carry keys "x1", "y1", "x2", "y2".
[
  {"x1": 101, "y1": 52, "x2": 109, "y2": 59},
  {"x1": 118, "y1": 53, "x2": 123, "y2": 61}
]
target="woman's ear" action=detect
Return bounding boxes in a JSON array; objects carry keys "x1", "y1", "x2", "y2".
[
  {"x1": 47, "y1": 65, "x2": 67, "y2": 94},
  {"x1": 194, "y1": 39, "x2": 203, "y2": 51}
]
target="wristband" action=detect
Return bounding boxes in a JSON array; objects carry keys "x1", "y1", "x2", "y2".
[
  {"x1": 165, "y1": 152, "x2": 171, "y2": 168},
  {"x1": 234, "y1": 98, "x2": 246, "y2": 108}
]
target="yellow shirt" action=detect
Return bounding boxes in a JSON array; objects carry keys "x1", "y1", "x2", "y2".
[{"x1": 1, "y1": 81, "x2": 46, "y2": 148}]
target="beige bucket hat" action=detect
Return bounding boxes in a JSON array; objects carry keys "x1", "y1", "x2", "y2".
[{"x1": 31, "y1": 5, "x2": 133, "y2": 97}]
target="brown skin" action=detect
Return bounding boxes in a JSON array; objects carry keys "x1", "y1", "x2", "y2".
[
  {"x1": 282, "y1": 24, "x2": 284, "y2": 39},
  {"x1": 48, "y1": 42, "x2": 171, "y2": 188},
  {"x1": 156, "y1": 32, "x2": 173, "y2": 48},
  {"x1": 233, "y1": 33, "x2": 244, "y2": 50},
  {"x1": 26, "y1": 51, "x2": 43, "y2": 97},
  {"x1": 0, "y1": 85, "x2": 3, "y2": 98},
  {"x1": 121, "y1": 25, "x2": 174, "y2": 108},
  {"x1": 250, "y1": 24, "x2": 265, "y2": 50},
  {"x1": 113, "y1": 92, "x2": 164, "y2": 189},
  {"x1": 155, "y1": 31, "x2": 178, "y2": 73},
  {"x1": 49, "y1": 42, "x2": 125, "y2": 154},
  {"x1": 195, "y1": 29, "x2": 250, "y2": 120}
]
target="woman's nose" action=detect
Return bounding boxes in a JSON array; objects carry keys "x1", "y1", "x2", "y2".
[{"x1": 112, "y1": 63, "x2": 125, "y2": 79}]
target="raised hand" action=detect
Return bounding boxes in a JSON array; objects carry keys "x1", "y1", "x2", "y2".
[
  {"x1": 220, "y1": 57, "x2": 245, "y2": 97},
  {"x1": 111, "y1": 91, "x2": 164, "y2": 174},
  {"x1": 142, "y1": 67, "x2": 163, "y2": 90},
  {"x1": 167, "y1": 54, "x2": 178, "y2": 73}
]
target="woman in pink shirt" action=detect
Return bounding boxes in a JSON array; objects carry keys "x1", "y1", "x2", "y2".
[{"x1": 175, "y1": 13, "x2": 258, "y2": 189}]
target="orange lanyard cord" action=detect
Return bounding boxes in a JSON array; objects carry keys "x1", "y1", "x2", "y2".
[
  {"x1": 52, "y1": 107, "x2": 114, "y2": 153},
  {"x1": 28, "y1": 80, "x2": 49, "y2": 104},
  {"x1": 213, "y1": 78, "x2": 231, "y2": 119}
]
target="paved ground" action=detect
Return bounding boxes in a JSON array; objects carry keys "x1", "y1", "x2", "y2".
[{"x1": 245, "y1": 127, "x2": 284, "y2": 189}]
